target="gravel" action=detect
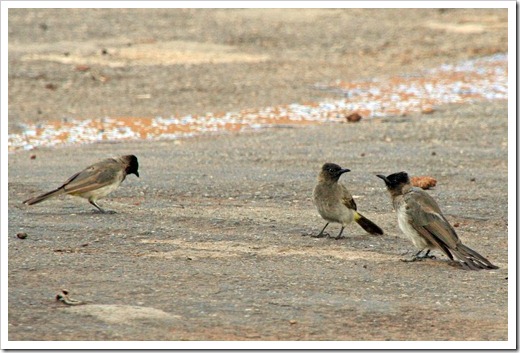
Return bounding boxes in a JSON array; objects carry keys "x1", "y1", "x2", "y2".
[{"x1": 7, "y1": 8, "x2": 509, "y2": 345}]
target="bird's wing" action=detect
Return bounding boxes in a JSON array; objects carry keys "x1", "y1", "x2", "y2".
[
  {"x1": 404, "y1": 189, "x2": 460, "y2": 252},
  {"x1": 404, "y1": 188, "x2": 495, "y2": 270},
  {"x1": 340, "y1": 184, "x2": 357, "y2": 211},
  {"x1": 61, "y1": 160, "x2": 120, "y2": 194}
]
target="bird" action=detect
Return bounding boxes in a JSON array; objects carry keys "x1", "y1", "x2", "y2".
[
  {"x1": 312, "y1": 163, "x2": 384, "y2": 239},
  {"x1": 376, "y1": 171, "x2": 498, "y2": 270},
  {"x1": 23, "y1": 154, "x2": 139, "y2": 213}
]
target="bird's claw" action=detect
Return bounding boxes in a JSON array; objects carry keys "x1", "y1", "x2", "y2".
[
  {"x1": 401, "y1": 253, "x2": 436, "y2": 263},
  {"x1": 312, "y1": 232, "x2": 330, "y2": 238}
]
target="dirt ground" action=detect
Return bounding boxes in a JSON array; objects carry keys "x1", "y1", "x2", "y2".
[{"x1": 7, "y1": 8, "x2": 509, "y2": 344}]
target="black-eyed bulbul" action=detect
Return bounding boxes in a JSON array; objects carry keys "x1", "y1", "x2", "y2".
[
  {"x1": 377, "y1": 172, "x2": 498, "y2": 270},
  {"x1": 23, "y1": 155, "x2": 139, "y2": 213},
  {"x1": 312, "y1": 163, "x2": 384, "y2": 239}
]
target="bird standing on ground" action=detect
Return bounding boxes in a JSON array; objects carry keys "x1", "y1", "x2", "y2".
[
  {"x1": 376, "y1": 171, "x2": 498, "y2": 270},
  {"x1": 312, "y1": 163, "x2": 384, "y2": 239},
  {"x1": 23, "y1": 154, "x2": 139, "y2": 213}
]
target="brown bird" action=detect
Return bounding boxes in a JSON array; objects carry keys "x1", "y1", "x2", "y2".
[
  {"x1": 23, "y1": 155, "x2": 139, "y2": 213},
  {"x1": 312, "y1": 163, "x2": 384, "y2": 239},
  {"x1": 377, "y1": 171, "x2": 498, "y2": 270}
]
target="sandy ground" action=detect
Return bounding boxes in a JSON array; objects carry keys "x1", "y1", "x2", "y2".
[
  {"x1": 8, "y1": 8, "x2": 507, "y2": 129},
  {"x1": 7, "y1": 8, "x2": 509, "y2": 343}
]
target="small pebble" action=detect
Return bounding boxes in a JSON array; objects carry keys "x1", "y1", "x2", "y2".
[
  {"x1": 16, "y1": 232, "x2": 28, "y2": 239},
  {"x1": 75, "y1": 65, "x2": 91, "y2": 72},
  {"x1": 346, "y1": 112, "x2": 362, "y2": 123}
]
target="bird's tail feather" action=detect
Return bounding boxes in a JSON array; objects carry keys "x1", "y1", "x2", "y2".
[
  {"x1": 354, "y1": 212, "x2": 384, "y2": 235},
  {"x1": 452, "y1": 243, "x2": 498, "y2": 270},
  {"x1": 23, "y1": 188, "x2": 64, "y2": 205}
]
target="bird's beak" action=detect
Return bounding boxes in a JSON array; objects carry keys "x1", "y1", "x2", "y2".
[
  {"x1": 339, "y1": 168, "x2": 351, "y2": 174},
  {"x1": 376, "y1": 174, "x2": 388, "y2": 183},
  {"x1": 135, "y1": 171, "x2": 140, "y2": 178}
]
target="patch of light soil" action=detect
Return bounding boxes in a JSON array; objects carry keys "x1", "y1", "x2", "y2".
[{"x1": 8, "y1": 54, "x2": 507, "y2": 152}]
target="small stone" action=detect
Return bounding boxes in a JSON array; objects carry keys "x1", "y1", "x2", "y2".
[
  {"x1": 289, "y1": 320, "x2": 297, "y2": 325},
  {"x1": 453, "y1": 223, "x2": 460, "y2": 228},
  {"x1": 16, "y1": 232, "x2": 28, "y2": 239},
  {"x1": 30, "y1": 154, "x2": 36, "y2": 160},
  {"x1": 346, "y1": 112, "x2": 362, "y2": 123},
  {"x1": 75, "y1": 65, "x2": 90, "y2": 72},
  {"x1": 422, "y1": 107, "x2": 435, "y2": 114}
]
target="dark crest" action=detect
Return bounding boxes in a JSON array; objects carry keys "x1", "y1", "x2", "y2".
[
  {"x1": 377, "y1": 171, "x2": 409, "y2": 187},
  {"x1": 124, "y1": 155, "x2": 139, "y2": 177}
]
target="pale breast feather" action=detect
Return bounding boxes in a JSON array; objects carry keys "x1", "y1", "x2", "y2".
[{"x1": 396, "y1": 202, "x2": 429, "y2": 249}]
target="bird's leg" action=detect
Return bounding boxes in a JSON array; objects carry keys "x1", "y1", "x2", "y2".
[
  {"x1": 401, "y1": 249, "x2": 435, "y2": 262},
  {"x1": 417, "y1": 249, "x2": 436, "y2": 260},
  {"x1": 312, "y1": 223, "x2": 330, "y2": 238},
  {"x1": 89, "y1": 200, "x2": 116, "y2": 214},
  {"x1": 401, "y1": 250, "x2": 421, "y2": 262},
  {"x1": 334, "y1": 226, "x2": 346, "y2": 240}
]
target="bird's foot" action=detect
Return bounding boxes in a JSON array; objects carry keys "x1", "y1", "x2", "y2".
[
  {"x1": 417, "y1": 253, "x2": 436, "y2": 260},
  {"x1": 401, "y1": 256, "x2": 420, "y2": 263},
  {"x1": 333, "y1": 234, "x2": 346, "y2": 240},
  {"x1": 311, "y1": 232, "x2": 330, "y2": 238},
  {"x1": 401, "y1": 252, "x2": 436, "y2": 263}
]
